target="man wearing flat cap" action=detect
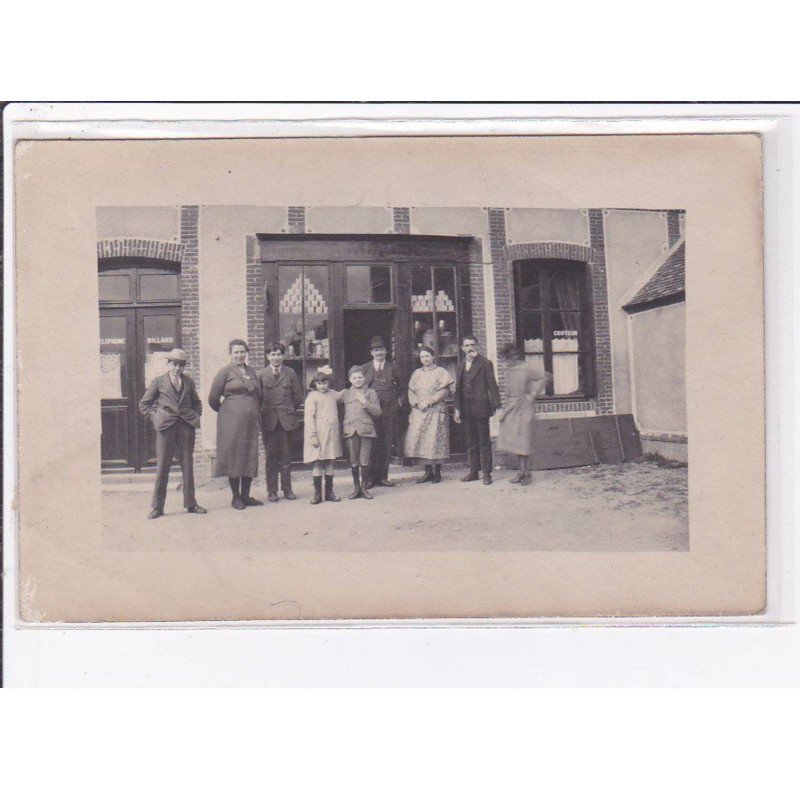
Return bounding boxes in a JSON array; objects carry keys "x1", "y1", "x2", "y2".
[
  {"x1": 361, "y1": 335, "x2": 405, "y2": 488},
  {"x1": 139, "y1": 348, "x2": 207, "y2": 518}
]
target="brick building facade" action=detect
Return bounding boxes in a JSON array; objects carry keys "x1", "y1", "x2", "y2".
[{"x1": 97, "y1": 205, "x2": 687, "y2": 472}]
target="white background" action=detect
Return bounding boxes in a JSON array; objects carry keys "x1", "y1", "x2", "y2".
[{"x1": 4, "y1": 104, "x2": 797, "y2": 684}]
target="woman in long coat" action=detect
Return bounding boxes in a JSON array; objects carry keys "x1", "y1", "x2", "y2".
[
  {"x1": 404, "y1": 345, "x2": 454, "y2": 484},
  {"x1": 496, "y1": 341, "x2": 549, "y2": 485},
  {"x1": 208, "y1": 339, "x2": 263, "y2": 509}
]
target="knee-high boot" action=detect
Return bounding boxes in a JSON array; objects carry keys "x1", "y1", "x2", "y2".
[
  {"x1": 324, "y1": 475, "x2": 340, "y2": 502},
  {"x1": 310, "y1": 476, "x2": 323, "y2": 505},
  {"x1": 349, "y1": 466, "x2": 362, "y2": 500},
  {"x1": 360, "y1": 466, "x2": 373, "y2": 500}
]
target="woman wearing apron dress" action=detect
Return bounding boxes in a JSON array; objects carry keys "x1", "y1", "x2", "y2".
[{"x1": 208, "y1": 339, "x2": 263, "y2": 509}]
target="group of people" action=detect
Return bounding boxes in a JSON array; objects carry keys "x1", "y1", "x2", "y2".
[{"x1": 138, "y1": 334, "x2": 548, "y2": 518}]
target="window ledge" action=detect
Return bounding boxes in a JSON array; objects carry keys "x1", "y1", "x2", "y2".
[{"x1": 533, "y1": 399, "x2": 596, "y2": 413}]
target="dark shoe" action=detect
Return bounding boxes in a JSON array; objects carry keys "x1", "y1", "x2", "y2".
[
  {"x1": 483, "y1": 475, "x2": 493, "y2": 485},
  {"x1": 310, "y1": 476, "x2": 323, "y2": 505},
  {"x1": 188, "y1": 504, "x2": 208, "y2": 514},
  {"x1": 243, "y1": 496, "x2": 264, "y2": 506},
  {"x1": 520, "y1": 473, "x2": 532, "y2": 486},
  {"x1": 349, "y1": 467, "x2": 362, "y2": 500},
  {"x1": 232, "y1": 496, "x2": 246, "y2": 510},
  {"x1": 324, "y1": 475, "x2": 340, "y2": 502},
  {"x1": 509, "y1": 472, "x2": 524, "y2": 484},
  {"x1": 267, "y1": 493, "x2": 280, "y2": 503},
  {"x1": 280, "y1": 470, "x2": 296, "y2": 499},
  {"x1": 416, "y1": 466, "x2": 435, "y2": 484},
  {"x1": 461, "y1": 472, "x2": 480, "y2": 482},
  {"x1": 375, "y1": 479, "x2": 395, "y2": 487},
  {"x1": 148, "y1": 509, "x2": 163, "y2": 520},
  {"x1": 432, "y1": 465, "x2": 442, "y2": 483},
  {"x1": 360, "y1": 468, "x2": 373, "y2": 500}
]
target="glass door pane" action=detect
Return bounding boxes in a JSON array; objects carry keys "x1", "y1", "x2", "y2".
[
  {"x1": 277, "y1": 264, "x2": 330, "y2": 389},
  {"x1": 100, "y1": 315, "x2": 129, "y2": 400},
  {"x1": 138, "y1": 309, "x2": 181, "y2": 466},
  {"x1": 433, "y1": 266, "x2": 459, "y2": 380},
  {"x1": 345, "y1": 264, "x2": 393, "y2": 304},
  {"x1": 304, "y1": 264, "x2": 330, "y2": 366},
  {"x1": 411, "y1": 265, "x2": 434, "y2": 362},
  {"x1": 142, "y1": 312, "x2": 179, "y2": 386},
  {"x1": 99, "y1": 273, "x2": 132, "y2": 303},
  {"x1": 100, "y1": 311, "x2": 134, "y2": 466}
]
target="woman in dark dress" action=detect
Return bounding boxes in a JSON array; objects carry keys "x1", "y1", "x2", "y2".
[{"x1": 208, "y1": 339, "x2": 263, "y2": 509}]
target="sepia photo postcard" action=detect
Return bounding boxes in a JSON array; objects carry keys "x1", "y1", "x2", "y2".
[{"x1": 8, "y1": 124, "x2": 767, "y2": 623}]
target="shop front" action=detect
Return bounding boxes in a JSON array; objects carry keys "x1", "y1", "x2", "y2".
[{"x1": 258, "y1": 234, "x2": 476, "y2": 461}]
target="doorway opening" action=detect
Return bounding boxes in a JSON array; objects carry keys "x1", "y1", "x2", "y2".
[
  {"x1": 342, "y1": 308, "x2": 395, "y2": 371},
  {"x1": 99, "y1": 259, "x2": 182, "y2": 472}
]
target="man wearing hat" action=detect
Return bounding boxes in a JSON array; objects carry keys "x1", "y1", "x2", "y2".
[
  {"x1": 138, "y1": 348, "x2": 207, "y2": 518},
  {"x1": 361, "y1": 335, "x2": 405, "y2": 488}
]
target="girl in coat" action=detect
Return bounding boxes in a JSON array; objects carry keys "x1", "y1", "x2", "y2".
[{"x1": 303, "y1": 371, "x2": 343, "y2": 504}]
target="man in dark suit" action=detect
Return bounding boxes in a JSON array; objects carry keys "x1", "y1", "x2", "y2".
[
  {"x1": 138, "y1": 348, "x2": 207, "y2": 518},
  {"x1": 361, "y1": 335, "x2": 405, "y2": 488},
  {"x1": 257, "y1": 341, "x2": 304, "y2": 502},
  {"x1": 453, "y1": 334, "x2": 501, "y2": 485}
]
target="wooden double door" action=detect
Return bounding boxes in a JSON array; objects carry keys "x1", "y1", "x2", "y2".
[{"x1": 100, "y1": 306, "x2": 181, "y2": 471}]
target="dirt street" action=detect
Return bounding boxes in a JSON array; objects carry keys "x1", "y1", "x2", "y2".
[{"x1": 102, "y1": 460, "x2": 688, "y2": 553}]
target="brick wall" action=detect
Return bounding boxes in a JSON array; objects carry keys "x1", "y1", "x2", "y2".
[
  {"x1": 288, "y1": 206, "x2": 306, "y2": 234},
  {"x1": 245, "y1": 234, "x2": 268, "y2": 472},
  {"x1": 487, "y1": 208, "x2": 514, "y2": 397},
  {"x1": 245, "y1": 234, "x2": 266, "y2": 369},
  {"x1": 506, "y1": 242, "x2": 592, "y2": 263},
  {"x1": 97, "y1": 239, "x2": 184, "y2": 262},
  {"x1": 667, "y1": 210, "x2": 682, "y2": 246},
  {"x1": 468, "y1": 259, "x2": 487, "y2": 355},
  {"x1": 588, "y1": 210, "x2": 614, "y2": 414},
  {"x1": 392, "y1": 207, "x2": 411, "y2": 234},
  {"x1": 179, "y1": 206, "x2": 201, "y2": 390}
]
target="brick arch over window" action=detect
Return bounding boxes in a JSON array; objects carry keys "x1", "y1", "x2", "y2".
[
  {"x1": 502, "y1": 229, "x2": 613, "y2": 415},
  {"x1": 96, "y1": 207, "x2": 200, "y2": 390},
  {"x1": 505, "y1": 241, "x2": 592, "y2": 263},
  {"x1": 97, "y1": 238, "x2": 185, "y2": 262}
]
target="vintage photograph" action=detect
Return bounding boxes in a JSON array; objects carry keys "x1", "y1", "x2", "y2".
[
  {"x1": 13, "y1": 133, "x2": 764, "y2": 622},
  {"x1": 99, "y1": 204, "x2": 688, "y2": 554}
]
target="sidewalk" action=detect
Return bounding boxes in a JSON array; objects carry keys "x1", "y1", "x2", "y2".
[{"x1": 102, "y1": 460, "x2": 689, "y2": 553}]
